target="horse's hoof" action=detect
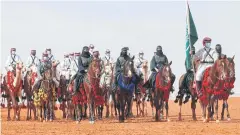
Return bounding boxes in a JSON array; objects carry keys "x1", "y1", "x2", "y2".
[
  {"x1": 227, "y1": 118, "x2": 231, "y2": 121},
  {"x1": 216, "y1": 120, "x2": 220, "y2": 123},
  {"x1": 50, "y1": 119, "x2": 53, "y2": 122},
  {"x1": 76, "y1": 121, "x2": 80, "y2": 124},
  {"x1": 167, "y1": 119, "x2": 171, "y2": 122},
  {"x1": 7, "y1": 117, "x2": 11, "y2": 121}
]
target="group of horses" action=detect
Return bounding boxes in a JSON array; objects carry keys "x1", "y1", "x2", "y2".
[{"x1": 0, "y1": 55, "x2": 235, "y2": 124}]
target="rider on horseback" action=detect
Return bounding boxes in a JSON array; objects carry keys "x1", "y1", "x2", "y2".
[
  {"x1": 194, "y1": 37, "x2": 219, "y2": 98},
  {"x1": 45, "y1": 48, "x2": 55, "y2": 63},
  {"x1": 24, "y1": 50, "x2": 41, "y2": 78},
  {"x1": 39, "y1": 53, "x2": 52, "y2": 79},
  {"x1": 144, "y1": 45, "x2": 175, "y2": 92},
  {"x1": 74, "y1": 46, "x2": 92, "y2": 93},
  {"x1": 60, "y1": 54, "x2": 71, "y2": 84},
  {"x1": 114, "y1": 47, "x2": 135, "y2": 86},
  {"x1": 102, "y1": 49, "x2": 114, "y2": 66},
  {"x1": 179, "y1": 46, "x2": 196, "y2": 90},
  {"x1": 5, "y1": 48, "x2": 22, "y2": 73},
  {"x1": 134, "y1": 50, "x2": 146, "y2": 79},
  {"x1": 89, "y1": 44, "x2": 95, "y2": 56}
]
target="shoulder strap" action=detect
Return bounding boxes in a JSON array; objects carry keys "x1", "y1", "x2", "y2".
[
  {"x1": 203, "y1": 48, "x2": 214, "y2": 61},
  {"x1": 31, "y1": 56, "x2": 36, "y2": 64},
  {"x1": 11, "y1": 55, "x2": 16, "y2": 64}
]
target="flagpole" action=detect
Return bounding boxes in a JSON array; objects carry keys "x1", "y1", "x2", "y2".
[{"x1": 187, "y1": 1, "x2": 196, "y2": 74}]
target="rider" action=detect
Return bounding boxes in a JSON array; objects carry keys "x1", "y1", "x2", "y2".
[
  {"x1": 144, "y1": 45, "x2": 175, "y2": 92},
  {"x1": 39, "y1": 52, "x2": 52, "y2": 79},
  {"x1": 24, "y1": 50, "x2": 41, "y2": 79},
  {"x1": 74, "y1": 46, "x2": 92, "y2": 93},
  {"x1": 134, "y1": 50, "x2": 146, "y2": 78},
  {"x1": 89, "y1": 44, "x2": 95, "y2": 56},
  {"x1": 5, "y1": 48, "x2": 22, "y2": 73},
  {"x1": 45, "y1": 48, "x2": 55, "y2": 62},
  {"x1": 102, "y1": 49, "x2": 114, "y2": 65},
  {"x1": 214, "y1": 44, "x2": 225, "y2": 60},
  {"x1": 60, "y1": 53, "x2": 71, "y2": 84},
  {"x1": 194, "y1": 37, "x2": 219, "y2": 97},
  {"x1": 114, "y1": 47, "x2": 136, "y2": 86}
]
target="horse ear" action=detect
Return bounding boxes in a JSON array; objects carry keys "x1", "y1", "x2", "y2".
[
  {"x1": 232, "y1": 55, "x2": 235, "y2": 60},
  {"x1": 169, "y1": 61, "x2": 172, "y2": 66},
  {"x1": 223, "y1": 55, "x2": 227, "y2": 59}
]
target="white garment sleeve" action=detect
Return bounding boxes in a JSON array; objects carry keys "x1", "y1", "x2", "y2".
[
  {"x1": 5, "y1": 56, "x2": 11, "y2": 70},
  {"x1": 25, "y1": 57, "x2": 32, "y2": 68}
]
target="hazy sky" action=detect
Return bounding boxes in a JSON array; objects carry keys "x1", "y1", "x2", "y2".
[{"x1": 1, "y1": 1, "x2": 240, "y2": 97}]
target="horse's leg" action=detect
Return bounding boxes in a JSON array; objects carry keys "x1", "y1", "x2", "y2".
[
  {"x1": 32, "y1": 101, "x2": 37, "y2": 120},
  {"x1": 225, "y1": 100, "x2": 231, "y2": 121},
  {"x1": 206, "y1": 95, "x2": 211, "y2": 123},
  {"x1": 215, "y1": 98, "x2": 219, "y2": 123},
  {"x1": 154, "y1": 90, "x2": 160, "y2": 121},
  {"x1": 7, "y1": 99, "x2": 11, "y2": 121},
  {"x1": 191, "y1": 95, "x2": 197, "y2": 121},
  {"x1": 165, "y1": 101, "x2": 169, "y2": 122},
  {"x1": 10, "y1": 93, "x2": 17, "y2": 120},
  {"x1": 221, "y1": 100, "x2": 225, "y2": 120},
  {"x1": 178, "y1": 94, "x2": 183, "y2": 121},
  {"x1": 26, "y1": 99, "x2": 30, "y2": 120},
  {"x1": 49, "y1": 100, "x2": 53, "y2": 121}
]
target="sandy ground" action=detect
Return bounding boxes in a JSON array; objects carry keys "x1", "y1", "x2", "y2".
[{"x1": 1, "y1": 97, "x2": 240, "y2": 135}]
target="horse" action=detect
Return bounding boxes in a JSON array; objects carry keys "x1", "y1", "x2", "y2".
[
  {"x1": 33, "y1": 62, "x2": 58, "y2": 122},
  {"x1": 23, "y1": 64, "x2": 38, "y2": 120},
  {"x1": 174, "y1": 70, "x2": 197, "y2": 121},
  {"x1": 135, "y1": 60, "x2": 148, "y2": 117},
  {"x1": 58, "y1": 69, "x2": 70, "y2": 119},
  {"x1": 100, "y1": 61, "x2": 114, "y2": 118},
  {"x1": 3, "y1": 62, "x2": 24, "y2": 121},
  {"x1": 154, "y1": 61, "x2": 172, "y2": 122},
  {"x1": 210, "y1": 56, "x2": 235, "y2": 122},
  {"x1": 116, "y1": 57, "x2": 136, "y2": 122},
  {"x1": 200, "y1": 57, "x2": 228, "y2": 123},
  {"x1": 83, "y1": 58, "x2": 103, "y2": 124}
]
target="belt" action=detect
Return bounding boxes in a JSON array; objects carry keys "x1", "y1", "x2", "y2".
[{"x1": 200, "y1": 61, "x2": 214, "y2": 64}]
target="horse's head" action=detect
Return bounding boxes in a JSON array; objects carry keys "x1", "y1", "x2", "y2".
[
  {"x1": 52, "y1": 60, "x2": 60, "y2": 68},
  {"x1": 160, "y1": 61, "x2": 172, "y2": 83},
  {"x1": 89, "y1": 59, "x2": 101, "y2": 78},
  {"x1": 123, "y1": 57, "x2": 135, "y2": 78},
  {"x1": 226, "y1": 55, "x2": 235, "y2": 79},
  {"x1": 214, "y1": 56, "x2": 228, "y2": 80},
  {"x1": 16, "y1": 61, "x2": 24, "y2": 70},
  {"x1": 142, "y1": 60, "x2": 148, "y2": 69},
  {"x1": 30, "y1": 64, "x2": 38, "y2": 73}
]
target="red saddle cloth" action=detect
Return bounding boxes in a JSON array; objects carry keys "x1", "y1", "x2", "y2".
[
  {"x1": 155, "y1": 72, "x2": 171, "y2": 101},
  {"x1": 7, "y1": 71, "x2": 22, "y2": 93}
]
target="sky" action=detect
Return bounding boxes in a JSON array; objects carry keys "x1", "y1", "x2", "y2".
[{"x1": 1, "y1": 1, "x2": 240, "y2": 97}]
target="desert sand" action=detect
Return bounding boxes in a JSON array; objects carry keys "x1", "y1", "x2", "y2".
[{"x1": 1, "y1": 97, "x2": 240, "y2": 135}]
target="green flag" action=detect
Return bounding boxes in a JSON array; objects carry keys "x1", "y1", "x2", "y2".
[{"x1": 185, "y1": 2, "x2": 198, "y2": 70}]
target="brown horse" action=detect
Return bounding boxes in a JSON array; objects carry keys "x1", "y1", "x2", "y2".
[
  {"x1": 24, "y1": 65, "x2": 38, "y2": 120},
  {"x1": 175, "y1": 70, "x2": 197, "y2": 121},
  {"x1": 84, "y1": 58, "x2": 102, "y2": 124},
  {"x1": 200, "y1": 57, "x2": 228, "y2": 123},
  {"x1": 154, "y1": 61, "x2": 172, "y2": 121},
  {"x1": 3, "y1": 62, "x2": 24, "y2": 121},
  {"x1": 210, "y1": 56, "x2": 235, "y2": 121},
  {"x1": 136, "y1": 60, "x2": 148, "y2": 117}
]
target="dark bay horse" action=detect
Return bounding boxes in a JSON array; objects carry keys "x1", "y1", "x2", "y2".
[
  {"x1": 24, "y1": 65, "x2": 38, "y2": 120},
  {"x1": 175, "y1": 71, "x2": 197, "y2": 121},
  {"x1": 200, "y1": 57, "x2": 228, "y2": 123},
  {"x1": 154, "y1": 61, "x2": 172, "y2": 121},
  {"x1": 116, "y1": 57, "x2": 136, "y2": 122},
  {"x1": 84, "y1": 59, "x2": 102, "y2": 124}
]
